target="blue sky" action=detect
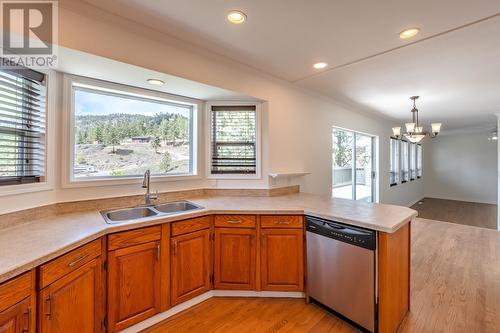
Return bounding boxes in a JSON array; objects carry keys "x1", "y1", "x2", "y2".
[{"x1": 75, "y1": 89, "x2": 190, "y2": 117}]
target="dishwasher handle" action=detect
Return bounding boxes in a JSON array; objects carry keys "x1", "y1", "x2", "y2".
[
  {"x1": 306, "y1": 216, "x2": 376, "y2": 250},
  {"x1": 323, "y1": 222, "x2": 373, "y2": 236}
]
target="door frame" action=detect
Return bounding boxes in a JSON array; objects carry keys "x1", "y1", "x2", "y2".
[{"x1": 332, "y1": 127, "x2": 378, "y2": 202}]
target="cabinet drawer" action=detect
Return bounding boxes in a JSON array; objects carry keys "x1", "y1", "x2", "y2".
[
  {"x1": 108, "y1": 225, "x2": 161, "y2": 251},
  {"x1": 0, "y1": 271, "x2": 32, "y2": 312},
  {"x1": 171, "y1": 216, "x2": 210, "y2": 236},
  {"x1": 39, "y1": 239, "x2": 101, "y2": 289},
  {"x1": 261, "y1": 215, "x2": 303, "y2": 229},
  {"x1": 214, "y1": 215, "x2": 256, "y2": 228}
]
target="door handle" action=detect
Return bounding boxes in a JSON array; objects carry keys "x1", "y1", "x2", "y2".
[
  {"x1": 173, "y1": 241, "x2": 178, "y2": 256},
  {"x1": 156, "y1": 242, "x2": 160, "y2": 261},
  {"x1": 68, "y1": 254, "x2": 88, "y2": 267},
  {"x1": 22, "y1": 307, "x2": 31, "y2": 332},
  {"x1": 45, "y1": 296, "x2": 52, "y2": 320}
]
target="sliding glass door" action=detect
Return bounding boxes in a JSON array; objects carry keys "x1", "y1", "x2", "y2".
[{"x1": 332, "y1": 128, "x2": 376, "y2": 202}]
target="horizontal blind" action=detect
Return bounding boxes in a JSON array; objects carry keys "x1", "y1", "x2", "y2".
[
  {"x1": 0, "y1": 67, "x2": 46, "y2": 186},
  {"x1": 211, "y1": 105, "x2": 256, "y2": 174}
]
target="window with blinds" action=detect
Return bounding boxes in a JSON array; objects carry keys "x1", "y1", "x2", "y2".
[
  {"x1": 389, "y1": 137, "x2": 399, "y2": 186},
  {"x1": 0, "y1": 67, "x2": 46, "y2": 186},
  {"x1": 210, "y1": 105, "x2": 257, "y2": 174}
]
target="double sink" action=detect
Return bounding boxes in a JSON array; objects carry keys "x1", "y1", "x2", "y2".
[{"x1": 101, "y1": 201, "x2": 203, "y2": 224}]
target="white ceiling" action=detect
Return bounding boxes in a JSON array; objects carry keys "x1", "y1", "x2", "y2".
[{"x1": 84, "y1": 0, "x2": 500, "y2": 130}]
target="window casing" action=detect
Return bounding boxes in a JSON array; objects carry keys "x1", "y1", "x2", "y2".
[
  {"x1": 65, "y1": 76, "x2": 198, "y2": 185},
  {"x1": 208, "y1": 104, "x2": 260, "y2": 177},
  {"x1": 0, "y1": 67, "x2": 46, "y2": 187},
  {"x1": 389, "y1": 137, "x2": 399, "y2": 186},
  {"x1": 409, "y1": 143, "x2": 416, "y2": 181},
  {"x1": 401, "y1": 140, "x2": 409, "y2": 183},
  {"x1": 416, "y1": 144, "x2": 422, "y2": 178}
]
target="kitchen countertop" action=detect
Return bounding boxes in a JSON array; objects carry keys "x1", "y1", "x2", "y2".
[{"x1": 0, "y1": 192, "x2": 417, "y2": 284}]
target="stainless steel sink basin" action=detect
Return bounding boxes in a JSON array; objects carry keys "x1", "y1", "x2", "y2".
[
  {"x1": 102, "y1": 207, "x2": 157, "y2": 224},
  {"x1": 154, "y1": 201, "x2": 202, "y2": 214},
  {"x1": 101, "y1": 201, "x2": 203, "y2": 224}
]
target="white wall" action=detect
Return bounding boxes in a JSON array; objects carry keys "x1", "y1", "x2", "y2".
[
  {"x1": 424, "y1": 132, "x2": 497, "y2": 204},
  {"x1": 0, "y1": 1, "x2": 423, "y2": 213}
]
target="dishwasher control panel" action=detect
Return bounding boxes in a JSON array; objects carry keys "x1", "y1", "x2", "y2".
[{"x1": 306, "y1": 216, "x2": 376, "y2": 250}]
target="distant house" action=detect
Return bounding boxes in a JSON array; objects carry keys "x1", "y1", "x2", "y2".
[{"x1": 131, "y1": 136, "x2": 151, "y2": 143}]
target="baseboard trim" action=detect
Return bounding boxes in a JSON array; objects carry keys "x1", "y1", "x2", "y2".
[
  {"x1": 407, "y1": 197, "x2": 425, "y2": 208},
  {"x1": 119, "y1": 290, "x2": 305, "y2": 333}
]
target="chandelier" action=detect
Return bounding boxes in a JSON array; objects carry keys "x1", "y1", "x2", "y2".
[{"x1": 392, "y1": 96, "x2": 441, "y2": 143}]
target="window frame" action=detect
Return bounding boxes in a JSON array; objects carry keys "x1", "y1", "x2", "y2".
[
  {"x1": 389, "y1": 137, "x2": 399, "y2": 187},
  {"x1": 205, "y1": 101, "x2": 261, "y2": 180},
  {"x1": 416, "y1": 144, "x2": 423, "y2": 179},
  {"x1": 409, "y1": 142, "x2": 417, "y2": 181},
  {"x1": 62, "y1": 74, "x2": 201, "y2": 188},
  {"x1": 400, "y1": 139, "x2": 410, "y2": 183},
  {"x1": 0, "y1": 69, "x2": 55, "y2": 197}
]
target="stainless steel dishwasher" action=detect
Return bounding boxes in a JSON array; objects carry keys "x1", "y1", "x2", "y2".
[{"x1": 306, "y1": 216, "x2": 377, "y2": 333}]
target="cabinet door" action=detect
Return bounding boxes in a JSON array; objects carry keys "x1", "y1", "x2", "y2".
[
  {"x1": 214, "y1": 228, "x2": 256, "y2": 290},
  {"x1": 261, "y1": 229, "x2": 304, "y2": 291},
  {"x1": 39, "y1": 258, "x2": 104, "y2": 333},
  {"x1": 171, "y1": 229, "x2": 210, "y2": 305},
  {"x1": 108, "y1": 241, "x2": 161, "y2": 332},
  {"x1": 0, "y1": 298, "x2": 30, "y2": 333}
]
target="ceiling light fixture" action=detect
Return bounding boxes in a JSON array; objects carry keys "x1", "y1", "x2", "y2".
[
  {"x1": 392, "y1": 96, "x2": 442, "y2": 143},
  {"x1": 313, "y1": 62, "x2": 328, "y2": 69},
  {"x1": 399, "y1": 28, "x2": 420, "y2": 39},
  {"x1": 227, "y1": 10, "x2": 247, "y2": 24},
  {"x1": 147, "y1": 79, "x2": 165, "y2": 86}
]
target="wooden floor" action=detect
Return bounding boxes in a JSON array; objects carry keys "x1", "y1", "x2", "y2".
[
  {"x1": 411, "y1": 197, "x2": 497, "y2": 230},
  {"x1": 142, "y1": 218, "x2": 500, "y2": 333}
]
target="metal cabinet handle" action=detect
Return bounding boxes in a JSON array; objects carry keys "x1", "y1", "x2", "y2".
[
  {"x1": 45, "y1": 296, "x2": 52, "y2": 319},
  {"x1": 173, "y1": 241, "x2": 178, "y2": 256},
  {"x1": 275, "y1": 221, "x2": 291, "y2": 225},
  {"x1": 22, "y1": 307, "x2": 31, "y2": 332},
  {"x1": 156, "y1": 242, "x2": 160, "y2": 261},
  {"x1": 227, "y1": 219, "x2": 242, "y2": 224},
  {"x1": 68, "y1": 254, "x2": 88, "y2": 267}
]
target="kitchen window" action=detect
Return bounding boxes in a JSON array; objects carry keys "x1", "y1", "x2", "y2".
[
  {"x1": 66, "y1": 76, "x2": 198, "y2": 183},
  {"x1": 389, "y1": 137, "x2": 399, "y2": 186},
  {"x1": 409, "y1": 143, "x2": 416, "y2": 181},
  {"x1": 416, "y1": 144, "x2": 422, "y2": 178},
  {"x1": 209, "y1": 104, "x2": 259, "y2": 177},
  {"x1": 0, "y1": 67, "x2": 46, "y2": 187},
  {"x1": 401, "y1": 140, "x2": 409, "y2": 183}
]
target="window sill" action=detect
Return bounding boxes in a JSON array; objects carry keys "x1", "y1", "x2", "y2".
[
  {"x1": 206, "y1": 174, "x2": 261, "y2": 180},
  {"x1": 0, "y1": 182, "x2": 53, "y2": 197},
  {"x1": 62, "y1": 174, "x2": 202, "y2": 188}
]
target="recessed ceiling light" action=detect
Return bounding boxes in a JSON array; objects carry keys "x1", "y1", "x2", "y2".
[
  {"x1": 399, "y1": 28, "x2": 420, "y2": 39},
  {"x1": 147, "y1": 79, "x2": 165, "y2": 86},
  {"x1": 227, "y1": 10, "x2": 247, "y2": 24},
  {"x1": 313, "y1": 62, "x2": 328, "y2": 69}
]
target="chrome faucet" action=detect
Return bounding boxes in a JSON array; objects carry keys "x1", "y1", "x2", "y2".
[{"x1": 142, "y1": 170, "x2": 158, "y2": 206}]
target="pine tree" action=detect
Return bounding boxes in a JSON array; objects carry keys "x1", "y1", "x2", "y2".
[{"x1": 151, "y1": 136, "x2": 161, "y2": 154}]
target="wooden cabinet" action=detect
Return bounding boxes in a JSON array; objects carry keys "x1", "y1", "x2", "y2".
[
  {"x1": 214, "y1": 228, "x2": 256, "y2": 290},
  {"x1": 171, "y1": 229, "x2": 211, "y2": 305},
  {"x1": 214, "y1": 215, "x2": 256, "y2": 228},
  {"x1": 107, "y1": 227, "x2": 162, "y2": 332},
  {"x1": 0, "y1": 298, "x2": 31, "y2": 333},
  {"x1": 261, "y1": 228, "x2": 304, "y2": 291},
  {"x1": 39, "y1": 258, "x2": 104, "y2": 333},
  {"x1": 0, "y1": 271, "x2": 34, "y2": 333}
]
